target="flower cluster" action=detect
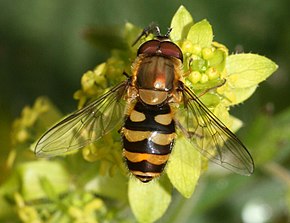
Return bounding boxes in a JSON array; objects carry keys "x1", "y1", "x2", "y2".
[{"x1": 11, "y1": 97, "x2": 62, "y2": 152}]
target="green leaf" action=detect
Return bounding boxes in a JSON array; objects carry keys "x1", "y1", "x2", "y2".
[
  {"x1": 230, "y1": 85, "x2": 258, "y2": 105},
  {"x1": 212, "y1": 104, "x2": 243, "y2": 132},
  {"x1": 128, "y1": 176, "x2": 172, "y2": 222},
  {"x1": 170, "y1": 5, "x2": 194, "y2": 42},
  {"x1": 166, "y1": 136, "x2": 201, "y2": 198},
  {"x1": 213, "y1": 104, "x2": 231, "y2": 128},
  {"x1": 85, "y1": 171, "x2": 128, "y2": 201},
  {"x1": 187, "y1": 20, "x2": 213, "y2": 48},
  {"x1": 39, "y1": 177, "x2": 59, "y2": 201},
  {"x1": 17, "y1": 160, "x2": 70, "y2": 200},
  {"x1": 226, "y1": 53, "x2": 278, "y2": 88}
]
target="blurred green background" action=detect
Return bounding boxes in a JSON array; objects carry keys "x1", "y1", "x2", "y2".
[{"x1": 0, "y1": 0, "x2": 289, "y2": 222}]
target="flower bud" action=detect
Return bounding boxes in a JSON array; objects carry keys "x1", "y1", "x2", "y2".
[
  {"x1": 181, "y1": 40, "x2": 194, "y2": 54},
  {"x1": 188, "y1": 71, "x2": 201, "y2": 84},
  {"x1": 200, "y1": 73, "x2": 209, "y2": 83},
  {"x1": 202, "y1": 47, "x2": 214, "y2": 60},
  {"x1": 206, "y1": 67, "x2": 219, "y2": 80},
  {"x1": 191, "y1": 44, "x2": 202, "y2": 55}
]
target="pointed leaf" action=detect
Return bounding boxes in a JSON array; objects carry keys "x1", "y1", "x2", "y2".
[
  {"x1": 128, "y1": 177, "x2": 172, "y2": 222},
  {"x1": 166, "y1": 136, "x2": 201, "y2": 198},
  {"x1": 213, "y1": 104, "x2": 232, "y2": 128},
  {"x1": 170, "y1": 5, "x2": 194, "y2": 42},
  {"x1": 212, "y1": 104, "x2": 243, "y2": 132},
  {"x1": 230, "y1": 85, "x2": 258, "y2": 105},
  {"x1": 226, "y1": 53, "x2": 278, "y2": 88},
  {"x1": 18, "y1": 160, "x2": 70, "y2": 200},
  {"x1": 85, "y1": 171, "x2": 128, "y2": 201},
  {"x1": 187, "y1": 20, "x2": 213, "y2": 48}
]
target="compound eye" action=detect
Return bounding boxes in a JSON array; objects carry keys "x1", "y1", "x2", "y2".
[
  {"x1": 160, "y1": 41, "x2": 183, "y2": 62},
  {"x1": 137, "y1": 39, "x2": 183, "y2": 62},
  {"x1": 137, "y1": 40, "x2": 160, "y2": 55}
]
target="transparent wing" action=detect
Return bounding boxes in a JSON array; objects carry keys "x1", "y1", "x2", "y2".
[
  {"x1": 35, "y1": 80, "x2": 129, "y2": 157},
  {"x1": 175, "y1": 84, "x2": 254, "y2": 175}
]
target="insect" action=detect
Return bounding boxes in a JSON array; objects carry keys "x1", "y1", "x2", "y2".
[{"x1": 35, "y1": 25, "x2": 254, "y2": 183}]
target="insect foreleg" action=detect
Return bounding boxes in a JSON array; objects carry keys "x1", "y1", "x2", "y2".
[{"x1": 197, "y1": 79, "x2": 226, "y2": 98}]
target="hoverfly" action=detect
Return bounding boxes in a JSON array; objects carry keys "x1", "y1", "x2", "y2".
[{"x1": 35, "y1": 25, "x2": 254, "y2": 183}]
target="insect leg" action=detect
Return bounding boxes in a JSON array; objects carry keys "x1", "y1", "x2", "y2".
[
  {"x1": 131, "y1": 23, "x2": 161, "y2": 46},
  {"x1": 197, "y1": 79, "x2": 226, "y2": 98},
  {"x1": 122, "y1": 71, "x2": 130, "y2": 78},
  {"x1": 174, "y1": 118, "x2": 204, "y2": 139}
]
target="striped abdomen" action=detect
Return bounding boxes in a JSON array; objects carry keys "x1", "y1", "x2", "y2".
[{"x1": 122, "y1": 101, "x2": 175, "y2": 182}]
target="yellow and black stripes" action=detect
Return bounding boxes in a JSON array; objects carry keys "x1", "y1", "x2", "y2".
[
  {"x1": 125, "y1": 101, "x2": 175, "y2": 132},
  {"x1": 122, "y1": 101, "x2": 175, "y2": 182}
]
